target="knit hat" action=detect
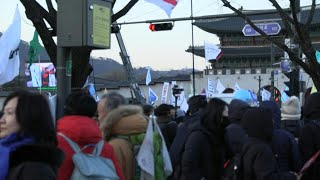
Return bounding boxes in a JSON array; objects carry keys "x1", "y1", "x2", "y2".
[{"x1": 281, "y1": 96, "x2": 301, "y2": 120}]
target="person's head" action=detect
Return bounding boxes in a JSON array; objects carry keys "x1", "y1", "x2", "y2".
[
  {"x1": 97, "y1": 92, "x2": 126, "y2": 124},
  {"x1": 187, "y1": 95, "x2": 207, "y2": 114},
  {"x1": 303, "y1": 92, "x2": 320, "y2": 121},
  {"x1": 259, "y1": 100, "x2": 281, "y2": 129},
  {"x1": 0, "y1": 90, "x2": 57, "y2": 145},
  {"x1": 143, "y1": 104, "x2": 154, "y2": 117},
  {"x1": 154, "y1": 104, "x2": 172, "y2": 118},
  {"x1": 241, "y1": 107, "x2": 273, "y2": 142},
  {"x1": 281, "y1": 96, "x2": 301, "y2": 120},
  {"x1": 228, "y1": 99, "x2": 250, "y2": 123},
  {"x1": 63, "y1": 91, "x2": 97, "y2": 118},
  {"x1": 201, "y1": 98, "x2": 229, "y2": 133}
]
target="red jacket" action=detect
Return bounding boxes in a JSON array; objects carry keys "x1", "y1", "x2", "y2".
[{"x1": 57, "y1": 115, "x2": 124, "y2": 180}]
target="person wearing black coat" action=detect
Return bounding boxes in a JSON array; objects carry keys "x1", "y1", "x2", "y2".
[
  {"x1": 241, "y1": 107, "x2": 297, "y2": 180},
  {"x1": 180, "y1": 98, "x2": 229, "y2": 180},
  {"x1": 299, "y1": 92, "x2": 320, "y2": 180},
  {"x1": 0, "y1": 91, "x2": 64, "y2": 180}
]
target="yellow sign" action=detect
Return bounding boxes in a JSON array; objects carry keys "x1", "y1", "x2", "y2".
[{"x1": 93, "y1": 4, "x2": 110, "y2": 48}]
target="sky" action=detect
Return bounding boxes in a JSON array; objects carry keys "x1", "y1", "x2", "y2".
[{"x1": 0, "y1": 0, "x2": 315, "y2": 71}]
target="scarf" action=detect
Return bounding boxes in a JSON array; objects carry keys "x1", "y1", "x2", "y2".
[{"x1": 0, "y1": 133, "x2": 35, "y2": 180}]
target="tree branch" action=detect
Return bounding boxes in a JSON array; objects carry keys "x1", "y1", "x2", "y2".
[
  {"x1": 112, "y1": 0, "x2": 138, "y2": 22},
  {"x1": 269, "y1": 0, "x2": 295, "y2": 37},
  {"x1": 46, "y1": 0, "x2": 55, "y2": 14},
  {"x1": 306, "y1": 0, "x2": 316, "y2": 27}
]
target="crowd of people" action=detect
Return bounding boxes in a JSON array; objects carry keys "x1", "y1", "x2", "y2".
[{"x1": 0, "y1": 89, "x2": 320, "y2": 180}]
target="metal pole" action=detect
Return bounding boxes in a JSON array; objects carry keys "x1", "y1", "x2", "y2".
[
  {"x1": 258, "y1": 76, "x2": 262, "y2": 102},
  {"x1": 271, "y1": 43, "x2": 275, "y2": 99},
  {"x1": 56, "y1": 47, "x2": 71, "y2": 120},
  {"x1": 191, "y1": 0, "x2": 195, "y2": 96}
]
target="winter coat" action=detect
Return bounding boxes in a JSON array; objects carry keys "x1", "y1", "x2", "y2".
[
  {"x1": 7, "y1": 144, "x2": 64, "y2": 180},
  {"x1": 57, "y1": 115, "x2": 124, "y2": 180},
  {"x1": 242, "y1": 138, "x2": 296, "y2": 180},
  {"x1": 100, "y1": 105, "x2": 148, "y2": 180},
  {"x1": 157, "y1": 116, "x2": 178, "y2": 149},
  {"x1": 180, "y1": 121, "x2": 224, "y2": 180},
  {"x1": 260, "y1": 101, "x2": 301, "y2": 172},
  {"x1": 224, "y1": 99, "x2": 250, "y2": 157}
]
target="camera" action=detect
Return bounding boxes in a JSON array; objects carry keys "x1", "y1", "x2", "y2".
[{"x1": 172, "y1": 85, "x2": 184, "y2": 97}]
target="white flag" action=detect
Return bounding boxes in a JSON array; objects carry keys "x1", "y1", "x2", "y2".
[
  {"x1": 261, "y1": 88, "x2": 271, "y2": 101},
  {"x1": 207, "y1": 78, "x2": 215, "y2": 97},
  {"x1": 146, "y1": 67, "x2": 151, "y2": 86},
  {"x1": 145, "y1": 0, "x2": 179, "y2": 17},
  {"x1": 0, "y1": 7, "x2": 21, "y2": 85},
  {"x1": 161, "y1": 82, "x2": 170, "y2": 104},
  {"x1": 216, "y1": 79, "x2": 226, "y2": 94},
  {"x1": 204, "y1": 42, "x2": 222, "y2": 62},
  {"x1": 234, "y1": 82, "x2": 241, "y2": 91}
]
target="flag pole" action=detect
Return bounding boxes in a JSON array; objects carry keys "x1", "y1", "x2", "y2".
[{"x1": 191, "y1": 0, "x2": 195, "y2": 96}]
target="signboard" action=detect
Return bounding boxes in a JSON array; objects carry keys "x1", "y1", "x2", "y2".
[
  {"x1": 92, "y1": 4, "x2": 110, "y2": 48},
  {"x1": 242, "y1": 23, "x2": 281, "y2": 36}
]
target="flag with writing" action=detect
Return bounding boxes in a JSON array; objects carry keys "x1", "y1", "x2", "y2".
[
  {"x1": 204, "y1": 42, "x2": 223, "y2": 62},
  {"x1": 0, "y1": 6, "x2": 21, "y2": 85},
  {"x1": 145, "y1": 0, "x2": 179, "y2": 17},
  {"x1": 149, "y1": 87, "x2": 158, "y2": 105},
  {"x1": 207, "y1": 78, "x2": 215, "y2": 97},
  {"x1": 161, "y1": 82, "x2": 170, "y2": 104},
  {"x1": 146, "y1": 67, "x2": 152, "y2": 85},
  {"x1": 28, "y1": 30, "x2": 43, "y2": 67}
]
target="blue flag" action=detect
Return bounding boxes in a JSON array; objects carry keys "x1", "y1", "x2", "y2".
[
  {"x1": 148, "y1": 87, "x2": 158, "y2": 105},
  {"x1": 316, "y1": 50, "x2": 320, "y2": 64}
]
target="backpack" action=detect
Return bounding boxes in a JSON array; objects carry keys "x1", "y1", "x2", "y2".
[
  {"x1": 58, "y1": 133, "x2": 119, "y2": 180},
  {"x1": 113, "y1": 133, "x2": 145, "y2": 180},
  {"x1": 223, "y1": 153, "x2": 243, "y2": 180}
]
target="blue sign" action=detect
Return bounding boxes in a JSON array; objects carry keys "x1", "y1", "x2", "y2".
[{"x1": 242, "y1": 23, "x2": 281, "y2": 36}]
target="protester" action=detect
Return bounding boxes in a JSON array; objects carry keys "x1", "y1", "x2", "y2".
[
  {"x1": 281, "y1": 96, "x2": 302, "y2": 138},
  {"x1": 180, "y1": 98, "x2": 228, "y2": 180},
  {"x1": 0, "y1": 90, "x2": 64, "y2": 180},
  {"x1": 224, "y1": 99, "x2": 250, "y2": 157},
  {"x1": 57, "y1": 91, "x2": 124, "y2": 180},
  {"x1": 169, "y1": 95, "x2": 207, "y2": 179},
  {"x1": 241, "y1": 107, "x2": 297, "y2": 180},
  {"x1": 299, "y1": 92, "x2": 320, "y2": 180},
  {"x1": 260, "y1": 100, "x2": 301, "y2": 173},
  {"x1": 154, "y1": 104, "x2": 178, "y2": 149},
  {"x1": 99, "y1": 92, "x2": 147, "y2": 180}
]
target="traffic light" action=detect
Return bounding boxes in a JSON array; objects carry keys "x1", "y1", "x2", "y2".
[
  {"x1": 149, "y1": 22, "x2": 173, "y2": 31},
  {"x1": 283, "y1": 68, "x2": 300, "y2": 97}
]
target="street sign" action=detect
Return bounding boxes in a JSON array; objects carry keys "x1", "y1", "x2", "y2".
[{"x1": 242, "y1": 23, "x2": 281, "y2": 36}]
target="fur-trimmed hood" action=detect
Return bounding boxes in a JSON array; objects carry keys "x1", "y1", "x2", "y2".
[{"x1": 100, "y1": 105, "x2": 148, "y2": 140}]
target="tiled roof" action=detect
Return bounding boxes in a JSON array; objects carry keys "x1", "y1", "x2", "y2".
[
  {"x1": 194, "y1": 5, "x2": 320, "y2": 34},
  {"x1": 186, "y1": 43, "x2": 320, "y2": 58}
]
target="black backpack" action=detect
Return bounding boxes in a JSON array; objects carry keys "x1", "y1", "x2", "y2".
[{"x1": 223, "y1": 152, "x2": 244, "y2": 180}]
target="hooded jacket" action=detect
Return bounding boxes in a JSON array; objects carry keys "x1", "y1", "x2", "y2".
[
  {"x1": 260, "y1": 101, "x2": 301, "y2": 172},
  {"x1": 299, "y1": 92, "x2": 320, "y2": 180},
  {"x1": 100, "y1": 105, "x2": 148, "y2": 180},
  {"x1": 57, "y1": 115, "x2": 124, "y2": 180},
  {"x1": 7, "y1": 144, "x2": 64, "y2": 180},
  {"x1": 241, "y1": 107, "x2": 296, "y2": 180},
  {"x1": 224, "y1": 99, "x2": 250, "y2": 157}
]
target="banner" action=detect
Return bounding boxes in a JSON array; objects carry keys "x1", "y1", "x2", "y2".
[
  {"x1": 0, "y1": 7, "x2": 21, "y2": 85},
  {"x1": 161, "y1": 82, "x2": 170, "y2": 104},
  {"x1": 207, "y1": 78, "x2": 215, "y2": 98}
]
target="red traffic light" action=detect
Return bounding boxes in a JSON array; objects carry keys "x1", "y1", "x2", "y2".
[{"x1": 149, "y1": 22, "x2": 173, "y2": 32}]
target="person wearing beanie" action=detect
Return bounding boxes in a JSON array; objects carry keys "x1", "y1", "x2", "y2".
[
  {"x1": 299, "y1": 92, "x2": 320, "y2": 180},
  {"x1": 281, "y1": 96, "x2": 302, "y2": 138},
  {"x1": 241, "y1": 107, "x2": 297, "y2": 180}
]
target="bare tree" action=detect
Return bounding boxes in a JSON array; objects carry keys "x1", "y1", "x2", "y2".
[
  {"x1": 221, "y1": 0, "x2": 320, "y2": 90},
  {"x1": 19, "y1": 0, "x2": 139, "y2": 89}
]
